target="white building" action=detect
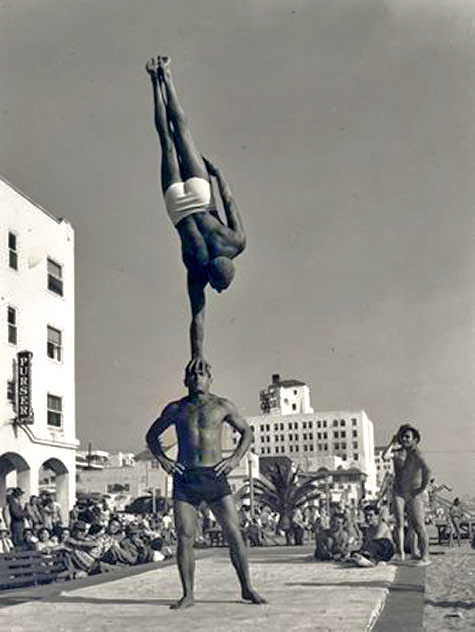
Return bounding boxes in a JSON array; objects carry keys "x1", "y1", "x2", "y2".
[
  {"x1": 241, "y1": 374, "x2": 378, "y2": 496},
  {"x1": 0, "y1": 178, "x2": 77, "y2": 516}
]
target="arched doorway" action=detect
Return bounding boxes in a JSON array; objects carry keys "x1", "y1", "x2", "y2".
[
  {"x1": 39, "y1": 458, "x2": 69, "y2": 522},
  {"x1": 0, "y1": 452, "x2": 31, "y2": 506}
]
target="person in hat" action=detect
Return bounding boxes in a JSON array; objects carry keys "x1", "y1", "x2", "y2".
[{"x1": 7, "y1": 488, "x2": 28, "y2": 546}]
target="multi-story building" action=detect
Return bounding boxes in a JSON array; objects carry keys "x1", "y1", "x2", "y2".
[
  {"x1": 0, "y1": 178, "x2": 78, "y2": 516},
  {"x1": 239, "y1": 374, "x2": 378, "y2": 496},
  {"x1": 374, "y1": 445, "x2": 393, "y2": 489}
]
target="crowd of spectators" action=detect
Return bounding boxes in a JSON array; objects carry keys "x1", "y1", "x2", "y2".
[{"x1": 0, "y1": 488, "x2": 174, "y2": 580}]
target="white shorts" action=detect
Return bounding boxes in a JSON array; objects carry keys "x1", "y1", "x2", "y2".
[{"x1": 164, "y1": 177, "x2": 214, "y2": 226}]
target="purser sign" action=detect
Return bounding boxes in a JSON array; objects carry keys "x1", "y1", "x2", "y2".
[{"x1": 17, "y1": 350, "x2": 34, "y2": 424}]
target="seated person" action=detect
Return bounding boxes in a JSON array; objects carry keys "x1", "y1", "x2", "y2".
[
  {"x1": 314, "y1": 512, "x2": 350, "y2": 561},
  {"x1": 351, "y1": 504, "x2": 395, "y2": 567},
  {"x1": 35, "y1": 527, "x2": 55, "y2": 553},
  {"x1": 0, "y1": 526, "x2": 14, "y2": 553},
  {"x1": 21, "y1": 527, "x2": 38, "y2": 551}
]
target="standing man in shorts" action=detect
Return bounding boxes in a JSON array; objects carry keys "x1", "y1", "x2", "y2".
[
  {"x1": 145, "y1": 56, "x2": 246, "y2": 360},
  {"x1": 384, "y1": 424, "x2": 431, "y2": 565},
  {"x1": 146, "y1": 358, "x2": 266, "y2": 609}
]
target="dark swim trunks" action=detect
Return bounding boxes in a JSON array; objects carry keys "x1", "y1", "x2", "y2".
[{"x1": 173, "y1": 466, "x2": 232, "y2": 508}]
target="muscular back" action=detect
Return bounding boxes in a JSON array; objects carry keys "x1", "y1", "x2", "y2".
[{"x1": 177, "y1": 213, "x2": 245, "y2": 271}]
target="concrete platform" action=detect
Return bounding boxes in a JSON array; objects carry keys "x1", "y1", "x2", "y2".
[{"x1": 0, "y1": 546, "x2": 396, "y2": 632}]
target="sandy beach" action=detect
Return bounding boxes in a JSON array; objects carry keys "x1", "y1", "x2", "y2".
[{"x1": 423, "y1": 542, "x2": 475, "y2": 631}]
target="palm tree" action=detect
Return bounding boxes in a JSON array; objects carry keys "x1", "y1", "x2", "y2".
[{"x1": 252, "y1": 458, "x2": 323, "y2": 544}]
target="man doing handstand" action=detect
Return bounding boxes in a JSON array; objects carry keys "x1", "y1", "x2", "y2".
[
  {"x1": 146, "y1": 56, "x2": 246, "y2": 359},
  {"x1": 146, "y1": 358, "x2": 266, "y2": 609}
]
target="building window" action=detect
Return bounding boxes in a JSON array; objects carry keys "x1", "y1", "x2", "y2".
[
  {"x1": 323, "y1": 420, "x2": 327, "y2": 428},
  {"x1": 293, "y1": 389, "x2": 297, "y2": 395},
  {"x1": 352, "y1": 418, "x2": 358, "y2": 425},
  {"x1": 47, "y1": 394, "x2": 63, "y2": 428},
  {"x1": 250, "y1": 425, "x2": 254, "y2": 432},
  {"x1": 352, "y1": 430, "x2": 358, "y2": 438},
  {"x1": 309, "y1": 421, "x2": 313, "y2": 428},
  {"x1": 340, "y1": 419, "x2": 345, "y2": 426},
  {"x1": 7, "y1": 306, "x2": 17, "y2": 344},
  {"x1": 323, "y1": 432, "x2": 328, "y2": 439},
  {"x1": 333, "y1": 419, "x2": 338, "y2": 427},
  {"x1": 47, "y1": 325, "x2": 62, "y2": 361},
  {"x1": 318, "y1": 443, "x2": 322, "y2": 451},
  {"x1": 309, "y1": 444, "x2": 314, "y2": 451},
  {"x1": 284, "y1": 398, "x2": 289, "y2": 404},
  {"x1": 8, "y1": 232, "x2": 18, "y2": 270},
  {"x1": 289, "y1": 433, "x2": 293, "y2": 441},
  {"x1": 303, "y1": 422, "x2": 307, "y2": 429},
  {"x1": 342, "y1": 455, "x2": 347, "y2": 461},
  {"x1": 333, "y1": 431, "x2": 339, "y2": 439},
  {"x1": 341, "y1": 431, "x2": 346, "y2": 438},
  {"x1": 341, "y1": 442, "x2": 347, "y2": 450},
  {"x1": 295, "y1": 445, "x2": 299, "y2": 452},
  {"x1": 280, "y1": 434, "x2": 284, "y2": 442},
  {"x1": 309, "y1": 432, "x2": 313, "y2": 440},
  {"x1": 353, "y1": 453, "x2": 359, "y2": 460},
  {"x1": 324, "y1": 444, "x2": 328, "y2": 451},
  {"x1": 317, "y1": 432, "x2": 321, "y2": 440},
  {"x1": 289, "y1": 446, "x2": 294, "y2": 453},
  {"x1": 303, "y1": 433, "x2": 307, "y2": 440},
  {"x1": 353, "y1": 441, "x2": 358, "y2": 449},
  {"x1": 47, "y1": 258, "x2": 64, "y2": 296},
  {"x1": 280, "y1": 423, "x2": 284, "y2": 430},
  {"x1": 292, "y1": 403, "x2": 297, "y2": 411},
  {"x1": 266, "y1": 424, "x2": 270, "y2": 431},
  {"x1": 304, "y1": 445, "x2": 308, "y2": 452},
  {"x1": 317, "y1": 421, "x2": 321, "y2": 428},
  {"x1": 335, "y1": 443, "x2": 339, "y2": 450}
]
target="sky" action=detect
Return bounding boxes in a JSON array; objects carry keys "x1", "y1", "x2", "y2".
[{"x1": 1, "y1": 0, "x2": 474, "y2": 495}]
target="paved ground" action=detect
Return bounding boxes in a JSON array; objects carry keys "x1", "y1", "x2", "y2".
[{"x1": 0, "y1": 546, "x2": 399, "y2": 632}]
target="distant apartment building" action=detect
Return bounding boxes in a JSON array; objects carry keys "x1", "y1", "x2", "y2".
[
  {"x1": 0, "y1": 178, "x2": 77, "y2": 516},
  {"x1": 237, "y1": 374, "x2": 378, "y2": 496}
]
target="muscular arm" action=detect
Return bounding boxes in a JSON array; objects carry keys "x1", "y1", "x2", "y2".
[
  {"x1": 214, "y1": 400, "x2": 254, "y2": 475},
  {"x1": 145, "y1": 403, "x2": 184, "y2": 475},
  {"x1": 203, "y1": 158, "x2": 246, "y2": 248},
  {"x1": 381, "y1": 434, "x2": 398, "y2": 460},
  {"x1": 187, "y1": 272, "x2": 207, "y2": 359}
]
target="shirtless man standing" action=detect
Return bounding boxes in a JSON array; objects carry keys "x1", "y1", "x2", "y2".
[
  {"x1": 146, "y1": 358, "x2": 266, "y2": 609},
  {"x1": 383, "y1": 424, "x2": 431, "y2": 565},
  {"x1": 146, "y1": 56, "x2": 246, "y2": 359}
]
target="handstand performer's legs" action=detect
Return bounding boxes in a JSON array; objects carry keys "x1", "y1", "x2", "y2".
[
  {"x1": 146, "y1": 59, "x2": 181, "y2": 194},
  {"x1": 210, "y1": 495, "x2": 266, "y2": 604},
  {"x1": 172, "y1": 500, "x2": 198, "y2": 609},
  {"x1": 158, "y1": 57, "x2": 209, "y2": 182}
]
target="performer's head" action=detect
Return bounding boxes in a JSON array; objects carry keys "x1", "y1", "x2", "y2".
[
  {"x1": 396, "y1": 423, "x2": 421, "y2": 447},
  {"x1": 207, "y1": 257, "x2": 235, "y2": 293},
  {"x1": 184, "y1": 357, "x2": 212, "y2": 393}
]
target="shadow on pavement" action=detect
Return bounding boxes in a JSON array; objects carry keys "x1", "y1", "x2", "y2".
[{"x1": 425, "y1": 599, "x2": 475, "y2": 610}]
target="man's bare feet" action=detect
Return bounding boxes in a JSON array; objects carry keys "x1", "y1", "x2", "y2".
[
  {"x1": 157, "y1": 55, "x2": 171, "y2": 70},
  {"x1": 145, "y1": 58, "x2": 159, "y2": 80},
  {"x1": 170, "y1": 595, "x2": 195, "y2": 610},
  {"x1": 242, "y1": 588, "x2": 267, "y2": 604},
  {"x1": 412, "y1": 558, "x2": 431, "y2": 567}
]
